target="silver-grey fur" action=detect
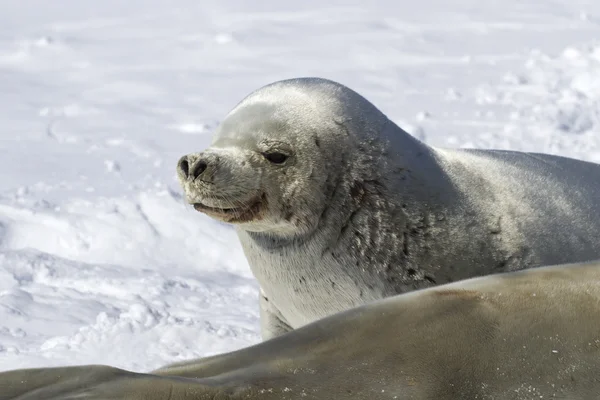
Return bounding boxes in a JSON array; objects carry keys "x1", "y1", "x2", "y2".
[
  {"x1": 177, "y1": 77, "x2": 600, "y2": 339},
  {"x1": 3, "y1": 261, "x2": 600, "y2": 399}
]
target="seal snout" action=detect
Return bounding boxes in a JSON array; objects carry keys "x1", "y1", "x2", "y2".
[{"x1": 178, "y1": 155, "x2": 210, "y2": 181}]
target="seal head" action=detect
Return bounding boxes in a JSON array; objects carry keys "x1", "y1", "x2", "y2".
[{"x1": 177, "y1": 77, "x2": 393, "y2": 238}]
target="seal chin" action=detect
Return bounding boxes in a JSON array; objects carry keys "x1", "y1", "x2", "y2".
[{"x1": 192, "y1": 194, "x2": 265, "y2": 223}]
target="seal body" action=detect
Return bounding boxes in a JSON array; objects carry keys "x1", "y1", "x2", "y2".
[
  {"x1": 3, "y1": 261, "x2": 600, "y2": 399},
  {"x1": 177, "y1": 77, "x2": 600, "y2": 338}
]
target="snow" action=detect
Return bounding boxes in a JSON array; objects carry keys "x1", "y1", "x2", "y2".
[{"x1": 1, "y1": 0, "x2": 599, "y2": 372}]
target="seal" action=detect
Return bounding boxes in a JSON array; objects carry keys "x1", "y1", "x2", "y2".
[
  {"x1": 2, "y1": 260, "x2": 600, "y2": 400},
  {"x1": 176, "y1": 77, "x2": 600, "y2": 340}
]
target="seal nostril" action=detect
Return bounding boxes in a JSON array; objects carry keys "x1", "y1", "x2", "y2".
[
  {"x1": 179, "y1": 157, "x2": 190, "y2": 178},
  {"x1": 191, "y1": 160, "x2": 208, "y2": 179}
]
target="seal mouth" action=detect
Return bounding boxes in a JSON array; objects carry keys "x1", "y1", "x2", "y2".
[{"x1": 192, "y1": 194, "x2": 265, "y2": 223}]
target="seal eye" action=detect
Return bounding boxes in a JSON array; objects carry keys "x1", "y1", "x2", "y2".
[{"x1": 263, "y1": 152, "x2": 288, "y2": 164}]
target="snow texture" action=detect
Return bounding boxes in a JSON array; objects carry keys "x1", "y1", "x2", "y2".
[{"x1": 1, "y1": 0, "x2": 599, "y2": 372}]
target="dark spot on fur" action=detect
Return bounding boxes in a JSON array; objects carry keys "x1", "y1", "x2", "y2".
[
  {"x1": 333, "y1": 181, "x2": 366, "y2": 247},
  {"x1": 319, "y1": 152, "x2": 347, "y2": 223},
  {"x1": 314, "y1": 137, "x2": 321, "y2": 147},
  {"x1": 402, "y1": 232, "x2": 409, "y2": 256},
  {"x1": 495, "y1": 259, "x2": 507, "y2": 271},
  {"x1": 283, "y1": 211, "x2": 294, "y2": 222},
  {"x1": 350, "y1": 180, "x2": 365, "y2": 200},
  {"x1": 340, "y1": 207, "x2": 360, "y2": 238},
  {"x1": 425, "y1": 275, "x2": 436, "y2": 284},
  {"x1": 330, "y1": 280, "x2": 336, "y2": 289},
  {"x1": 407, "y1": 268, "x2": 417, "y2": 276},
  {"x1": 299, "y1": 276, "x2": 307, "y2": 284},
  {"x1": 363, "y1": 179, "x2": 384, "y2": 195},
  {"x1": 339, "y1": 224, "x2": 349, "y2": 237},
  {"x1": 241, "y1": 161, "x2": 246, "y2": 166},
  {"x1": 490, "y1": 216, "x2": 502, "y2": 234}
]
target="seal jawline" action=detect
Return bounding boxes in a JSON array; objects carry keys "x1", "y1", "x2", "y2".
[{"x1": 193, "y1": 194, "x2": 265, "y2": 223}]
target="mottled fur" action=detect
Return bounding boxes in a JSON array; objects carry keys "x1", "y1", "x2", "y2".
[{"x1": 178, "y1": 78, "x2": 600, "y2": 339}]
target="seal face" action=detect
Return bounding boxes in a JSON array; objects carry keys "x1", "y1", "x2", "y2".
[
  {"x1": 177, "y1": 79, "x2": 372, "y2": 238},
  {"x1": 178, "y1": 77, "x2": 600, "y2": 339}
]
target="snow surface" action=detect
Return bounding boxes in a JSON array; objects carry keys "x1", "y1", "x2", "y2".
[{"x1": 1, "y1": 0, "x2": 599, "y2": 372}]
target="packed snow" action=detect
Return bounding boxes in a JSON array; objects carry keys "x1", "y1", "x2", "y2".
[{"x1": 0, "y1": 0, "x2": 599, "y2": 372}]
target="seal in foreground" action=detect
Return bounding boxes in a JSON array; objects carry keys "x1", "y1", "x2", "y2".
[{"x1": 2, "y1": 261, "x2": 600, "y2": 399}]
